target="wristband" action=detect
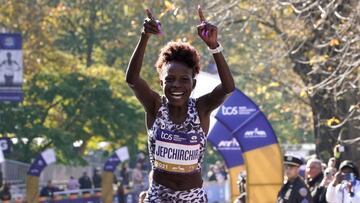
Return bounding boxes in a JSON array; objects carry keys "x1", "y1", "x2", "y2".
[{"x1": 208, "y1": 43, "x2": 223, "y2": 54}]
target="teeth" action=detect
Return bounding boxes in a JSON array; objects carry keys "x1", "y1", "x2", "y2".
[{"x1": 171, "y1": 92, "x2": 184, "y2": 96}]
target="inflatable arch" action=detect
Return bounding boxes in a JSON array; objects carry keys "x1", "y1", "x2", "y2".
[{"x1": 208, "y1": 89, "x2": 283, "y2": 203}]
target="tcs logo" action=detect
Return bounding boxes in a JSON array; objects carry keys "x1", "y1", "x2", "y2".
[
  {"x1": 221, "y1": 105, "x2": 256, "y2": 116},
  {"x1": 221, "y1": 106, "x2": 240, "y2": 115},
  {"x1": 160, "y1": 132, "x2": 173, "y2": 140}
]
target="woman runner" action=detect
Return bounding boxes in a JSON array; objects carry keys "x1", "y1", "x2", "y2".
[{"x1": 126, "y1": 6, "x2": 235, "y2": 202}]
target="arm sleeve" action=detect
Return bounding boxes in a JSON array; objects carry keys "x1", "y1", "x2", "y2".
[
  {"x1": 350, "y1": 185, "x2": 360, "y2": 202},
  {"x1": 318, "y1": 186, "x2": 328, "y2": 203},
  {"x1": 326, "y1": 183, "x2": 339, "y2": 203}
]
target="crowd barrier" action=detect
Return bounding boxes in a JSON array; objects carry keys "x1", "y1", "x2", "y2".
[{"x1": 10, "y1": 180, "x2": 230, "y2": 203}]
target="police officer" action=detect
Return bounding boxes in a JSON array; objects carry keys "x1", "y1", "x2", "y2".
[{"x1": 277, "y1": 155, "x2": 313, "y2": 203}]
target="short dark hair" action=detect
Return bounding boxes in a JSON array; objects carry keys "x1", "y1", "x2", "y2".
[{"x1": 155, "y1": 41, "x2": 200, "y2": 76}]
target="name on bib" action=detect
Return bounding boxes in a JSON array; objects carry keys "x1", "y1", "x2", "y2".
[{"x1": 154, "y1": 129, "x2": 201, "y2": 173}]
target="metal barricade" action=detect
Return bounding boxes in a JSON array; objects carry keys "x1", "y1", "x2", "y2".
[{"x1": 1, "y1": 159, "x2": 29, "y2": 182}]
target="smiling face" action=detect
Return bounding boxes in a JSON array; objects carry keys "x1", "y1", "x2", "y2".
[
  {"x1": 306, "y1": 160, "x2": 322, "y2": 179},
  {"x1": 160, "y1": 61, "x2": 196, "y2": 106}
]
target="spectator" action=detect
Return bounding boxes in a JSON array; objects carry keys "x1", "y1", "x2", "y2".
[
  {"x1": 305, "y1": 158, "x2": 327, "y2": 203},
  {"x1": 213, "y1": 164, "x2": 226, "y2": 183},
  {"x1": 234, "y1": 172, "x2": 246, "y2": 203},
  {"x1": 120, "y1": 162, "x2": 130, "y2": 187},
  {"x1": 207, "y1": 164, "x2": 216, "y2": 181},
  {"x1": 136, "y1": 152, "x2": 150, "y2": 171},
  {"x1": 326, "y1": 160, "x2": 360, "y2": 202},
  {"x1": 327, "y1": 157, "x2": 337, "y2": 171},
  {"x1": 277, "y1": 154, "x2": 313, "y2": 203},
  {"x1": 92, "y1": 168, "x2": 102, "y2": 189},
  {"x1": 0, "y1": 170, "x2": 3, "y2": 188},
  {"x1": 40, "y1": 180, "x2": 60, "y2": 198},
  {"x1": 0, "y1": 182, "x2": 11, "y2": 201},
  {"x1": 320, "y1": 166, "x2": 336, "y2": 187},
  {"x1": 117, "y1": 181, "x2": 126, "y2": 203},
  {"x1": 131, "y1": 162, "x2": 144, "y2": 203},
  {"x1": 217, "y1": 161, "x2": 228, "y2": 180},
  {"x1": 79, "y1": 172, "x2": 92, "y2": 190},
  {"x1": 67, "y1": 176, "x2": 80, "y2": 190}
]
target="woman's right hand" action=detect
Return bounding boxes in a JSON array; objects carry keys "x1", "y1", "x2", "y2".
[{"x1": 142, "y1": 9, "x2": 162, "y2": 36}]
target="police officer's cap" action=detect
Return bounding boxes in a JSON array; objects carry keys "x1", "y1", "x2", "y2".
[{"x1": 284, "y1": 155, "x2": 303, "y2": 167}]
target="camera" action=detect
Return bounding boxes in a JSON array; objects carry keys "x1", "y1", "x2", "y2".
[{"x1": 343, "y1": 173, "x2": 355, "y2": 182}]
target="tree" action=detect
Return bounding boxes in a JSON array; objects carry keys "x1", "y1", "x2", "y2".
[
  {"x1": 0, "y1": 67, "x2": 144, "y2": 164},
  {"x1": 196, "y1": 0, "x2": 360, "y2": 162},
  {"x1": 0, "y1": 1, "x2": 146, "y2": 164}
]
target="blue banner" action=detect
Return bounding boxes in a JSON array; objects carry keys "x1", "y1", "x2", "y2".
[
  {"x1": 103, "y1": 146, "x2": 129, "y2": 172},
  {"x1": 27, "y1": 149, "x2": 56, "y2": 176},
  {"x1": 207, "y1": 121, "x2": 244, "y2": 168},
  {"x1": 0, "y1": 137, "x2": 12, "y2": 153},
  {"x1": 0, "y1": 33, "x2": 23, "y2": 102},
  {"x1": 27, "y1": 154, "x2": 48, "y2": 176},
  {"x1": 233, "y1": 112, "x2": 278, "y2": 152},
  {"x1": 0, "y1": 33, "x2": 22, "y2": 49},
  {"x1": 215, "y1": 90, "x2": 259, "y2": 133},
  {"x1": 214, "y1": 89, "x2": 278, "y2": 152},
  {"x1": 103, "y1": 153, "x2": 121, "y2": 172}
]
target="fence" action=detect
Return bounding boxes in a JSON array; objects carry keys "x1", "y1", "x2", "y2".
[{"x1": 1, "y1": 159, "x2": 29, "y2": 183}]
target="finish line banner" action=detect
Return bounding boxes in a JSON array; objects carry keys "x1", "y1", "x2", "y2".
[
  {"x1": 0, "y1": 33, "x2": 23, "y2": 102},
  {"x1": 213, "y1": 89, "x2": 283, "y2": 203}
]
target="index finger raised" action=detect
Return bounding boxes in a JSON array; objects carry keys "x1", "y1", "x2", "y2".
[
  {"x1": 146, "y1": 8, "x2": 155, "y2": 20},
  {"x1": 198, "y1": 5, "x2": 206, "y2": 22}
]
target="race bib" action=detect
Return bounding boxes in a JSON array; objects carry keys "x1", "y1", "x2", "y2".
[{"x1": 154, "y1": 129, "x2": 201, "y2": 173}]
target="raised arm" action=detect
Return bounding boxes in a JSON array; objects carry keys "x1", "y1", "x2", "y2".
[
  {"x1": 196, "y1": 6, "x2": 235, "y2": 114},
  {"x1": 14, "y1": 61, "x2": 21, "y2": 71},
  {"x1": 125, "y1": 9, "x2": 162, "y2": 115}
]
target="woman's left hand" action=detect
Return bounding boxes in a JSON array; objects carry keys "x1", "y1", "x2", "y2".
[{"x1": 197, "y1": 5, "x2": 219, "y2": 49}]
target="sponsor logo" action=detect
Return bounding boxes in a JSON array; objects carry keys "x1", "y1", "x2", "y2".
[
  {"x1": 160, "y1": 131, "x2": 173, "y2": 141},
  {"x1": 108, "y1": 157, "x2": 119, "y2": 162},
  {"x1": 221, "y1": 105, "x2": 256, "y2": 116},
  {"x1": 244, "y1": 128, "x2": 267, "y2": 138},
  {"x1": 30, "y1": 169, "x2": 40, "y2": 173},
  {"x1": 37, "y1": 160, "x2": 44, "y2": 166},
  {"x1": 157, "y1": 129, "x2": 198, "y2": 144},
  {"x1": 217, "y1": 138, "x2": 241, "y2": 150},
  {"x1": 190, "y1": 135, "x2": 198, "y2": 143},
  {"x1": 4, "y1": 37, "x2": 15, "y2": 47}
]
